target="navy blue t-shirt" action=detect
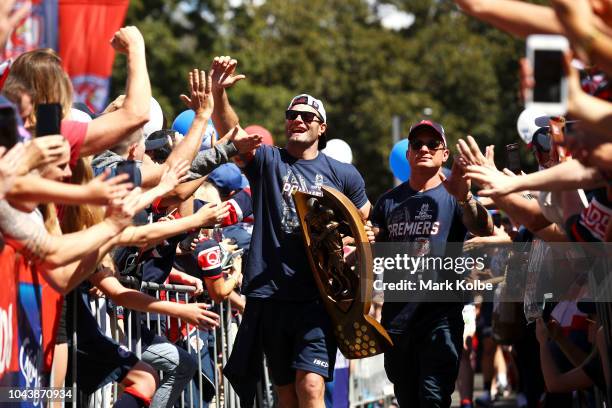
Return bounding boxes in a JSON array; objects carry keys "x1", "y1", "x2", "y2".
[
  {"x1": 371, "y1": 181, "x2": 467, "y2": 334},
  {"x1": 243, "y1": 145, "x2": 368, "y2": 301}
]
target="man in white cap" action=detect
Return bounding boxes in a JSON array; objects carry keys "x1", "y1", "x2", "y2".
[{"x1": 208, "y1": 56, "x2": 372, "y2": 408}]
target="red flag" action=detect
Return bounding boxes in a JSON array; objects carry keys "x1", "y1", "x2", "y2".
[{"x1": 58, "y1": 0, "x2": 129, "y2": 113}]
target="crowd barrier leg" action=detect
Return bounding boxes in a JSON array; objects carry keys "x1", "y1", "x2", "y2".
[{"x1": 71, "y1": 292, "x2": 77, "y2": 408}]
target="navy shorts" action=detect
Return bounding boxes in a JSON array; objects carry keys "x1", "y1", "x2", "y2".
[
  {"x1": 384, "y1": 307, "x2": 463, "y2": 407},
  {"x1": 260, "y1": 299, "x2": 337, "y2": 386}
]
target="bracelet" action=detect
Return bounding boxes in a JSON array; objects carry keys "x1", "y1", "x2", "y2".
[{"x1": 457, "y1": 192, "x2": 474, "y2": 206}]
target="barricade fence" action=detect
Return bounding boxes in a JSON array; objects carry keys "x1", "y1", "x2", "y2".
[{"x1": 59, "y1": 277, "x2": 275, "y2": 408}]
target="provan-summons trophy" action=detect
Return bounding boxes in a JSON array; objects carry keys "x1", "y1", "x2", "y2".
[{"x1": 293, "y1": 186, "x2": 392, "y2": 359}]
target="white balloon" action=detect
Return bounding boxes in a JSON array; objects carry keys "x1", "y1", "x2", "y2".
[
  {"x1": 516, "y1": 107, "x2": 546, "y2": 144},
  {"x1": 143, "y1": 97, "x2": 164, "y2": 136},
  {"x1": 322, "y1": 139, "x2": 353, "y2": 163},
  {"x1": 69, "y1": 108, "x2": 92, "y2": 123}
]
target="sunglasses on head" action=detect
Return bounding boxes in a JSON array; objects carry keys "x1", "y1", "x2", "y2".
[
  {"x1": 410, "y1": 139, "x2": 444, "y2": 151},
  {"x1": 285, "y1": 110, "x2": 322, "y2": 123}
]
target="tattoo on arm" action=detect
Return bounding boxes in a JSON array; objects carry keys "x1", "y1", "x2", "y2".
[
  {"x1": 461, "y1": 199, "x2": 494, "y2": 237},
  {"x1": 0, "y1": 200, "x2": 52, "y2": 262}
]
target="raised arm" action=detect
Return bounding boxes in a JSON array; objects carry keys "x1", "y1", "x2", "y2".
[
  {"x1": 90, "y1": 262, "x2": 219, "y2": 329},
  {"x1": 551, "y1": 0, "x2": 612, "y2": 75},
  {"x1": 140, "y1": 68, "x2": 218, "y2": 186},
  {"x1": 454, "y1": 0, "x2": 563, "y2": 38},
  {"x1": 456, "y1": 136, "x2": 554, "y2": 236},
  {"x1": 210, "y1": 56, "x2": 244, "y2": 137},
  {"x1": 8, "y1": 171, "x2": 132, "y2": 206},
  {"x1": 80, "y1": 26, "x2": 151, "y2": 157},
  {"x1": 114, "y1": 201, "x2": 230, "y2": 247},
  {"x1": 0, "y1": 190, "x2": 138, "y2": 286},
  {"x1": 465, "y1": 160, "x2": 604, "y2": 196}
]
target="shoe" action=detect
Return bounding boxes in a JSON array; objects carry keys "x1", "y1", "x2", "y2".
[
  {"x1": 516, "y1": 392, "x2": 528, "y2": 408},
  {"x1": 460, "y1": 399, "x2": 474, "y2": 408},
  {"x1": 475, "y1": 392, "x2": 492, "y2": 407}
]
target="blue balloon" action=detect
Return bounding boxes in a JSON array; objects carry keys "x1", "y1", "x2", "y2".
[
  {"x1": 389, "y1": 139, "x2": 411, "y2": 182},
  {"x1": 172, "y1": 110, "x2": 218, "y2": 150},
  {"x1": 171, "y1": 110, "x2": 195, "y2": 136}
]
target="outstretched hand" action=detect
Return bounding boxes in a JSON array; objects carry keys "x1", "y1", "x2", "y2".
[
  {"x1": 180, "y1": 69, "x2": 214, "y2": 118},
  {"x1": 86, "y1": 169, "x2": 133, "y2": 206},
  {"x1": 457, "y1": 135, "x2": 496, "y2": 170},
  {"x1": 105, "y1": 187, "x2": 142, "y2": 233},
  {"x1": 464, "y1": 165, "x2": 519, "y2": 197},
  {"x1": 210, "y1": 56, "x2": 246, "y2": 93},
  {"x1": 159, "y1": 159, "x2": 191, "y2": 192},
  {"x1": 226, "y1": 125, "x2": 263, "y2": 153}
]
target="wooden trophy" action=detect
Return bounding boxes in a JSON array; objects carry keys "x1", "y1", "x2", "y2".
[{"x1": 293, "y1": 186, "x2": 393, "y2": 359}]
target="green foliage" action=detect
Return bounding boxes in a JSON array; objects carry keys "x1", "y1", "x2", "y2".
[{"x1": 111, "y1": 0, "x2": 530, "y2": 201}]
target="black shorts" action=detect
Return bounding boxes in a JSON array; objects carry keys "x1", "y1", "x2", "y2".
[
  {"x1": 66, "y1": 290, "x2": 140, "y2": 394},
  {"x1": 260, "y1": 298, "x2": 337, "y2": 386},
  {"x1": 384, "y1": 309, "x2": 463, "y2": 407}
]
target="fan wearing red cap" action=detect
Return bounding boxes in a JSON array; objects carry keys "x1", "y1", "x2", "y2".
[{"x1": 371, "y1": 119, "x2": 493, "y2": 408}]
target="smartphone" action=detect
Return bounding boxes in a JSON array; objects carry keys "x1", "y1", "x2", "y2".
[
  {"x1": 222, "y1": 248, "x2": 244, "y2": 270},
  {"x1": 36, "y1": 103, "x2": 62, "y2": 137},
  {"x1": 525, "y1": 35, "x2": 569, "y2": 116},
  {"x1": 115, "y1": 160, "x2": 142, "y2": 187},
  {"x1": 505, "y1": 143, "x2": 521, "y2": 174},
  {"x1": 0, "y1": 107, "x2": 18, "y2": 148}
]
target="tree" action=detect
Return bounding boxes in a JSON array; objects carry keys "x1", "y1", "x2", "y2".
[{"x1": 112, "y1": 0, "x2": 531, "y2": 201}]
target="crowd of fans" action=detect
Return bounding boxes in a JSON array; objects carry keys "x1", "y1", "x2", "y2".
[{"x1": 0, "y1": 0, "x2": 610, "y2": 408}]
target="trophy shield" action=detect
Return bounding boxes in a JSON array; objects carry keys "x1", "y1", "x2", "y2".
[{"x1": 293, "y1": 186, "x2": 393, "y2": 359}]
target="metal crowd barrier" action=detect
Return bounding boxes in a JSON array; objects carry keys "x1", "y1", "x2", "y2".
[
  {"x1": 588, "y1": 254, "x2": 612, "y2": 406},
  {"x1": 63, "y1": 277, "x2": 276, "y2": 408}
]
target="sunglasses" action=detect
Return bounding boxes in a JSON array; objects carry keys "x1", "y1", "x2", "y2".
[
  {"x1": 410, "y1": 139, "x2": 444, "y2": 151},
  {"x1": 285, "y1": 110, "x2": 322, "y2": 123}
]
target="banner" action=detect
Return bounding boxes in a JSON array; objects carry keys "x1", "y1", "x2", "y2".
[
  {"x1": 2, "y1": 0, "x2": 58, "y2": 61},
  {"x1": 58, "y1": 0, "x2": 129, "y2": 113}
]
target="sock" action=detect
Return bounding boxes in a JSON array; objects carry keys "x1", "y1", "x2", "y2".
[
  {"x1": 461, "y1": 398, "x2": 473, "y2": 406},
  {"x1": 497, "y1": 372, "x2": 508, "y2": 388}
]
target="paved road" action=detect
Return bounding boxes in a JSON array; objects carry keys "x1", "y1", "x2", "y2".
[{"x1": 451, "y1": 373, "x2": 517, "y2": 408}]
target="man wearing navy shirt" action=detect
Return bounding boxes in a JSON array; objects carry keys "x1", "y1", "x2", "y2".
[
  {"x1": 211, "y1": 65, "x2": 372, "y2": 407},
  {"x1": 371, "y1": 120, "x2": 493, "y2": 407}
]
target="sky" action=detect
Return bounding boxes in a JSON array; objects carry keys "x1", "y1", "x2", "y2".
[{"x1": 223, "y1": 0, "x2": 415, "y2": 30}]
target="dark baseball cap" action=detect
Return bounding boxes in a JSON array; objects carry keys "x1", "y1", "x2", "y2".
[{"x1": 408, "y1": 120, "x2": 447, "y2": 147}]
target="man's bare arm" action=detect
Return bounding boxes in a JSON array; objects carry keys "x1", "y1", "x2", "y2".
[
  {"x1": 460, "y1": 198, "x2": 494, "y2": 237},
  {"x1": 80, "y1": 27, "x2": 151, "y2": 157},
  {"x1": 454, "y1": 0, "x2": 563, "y2": 38}
]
